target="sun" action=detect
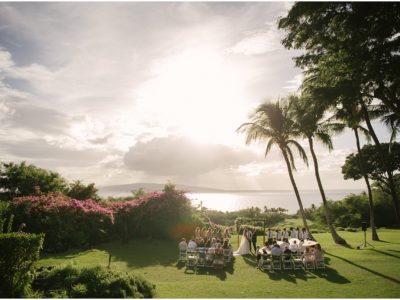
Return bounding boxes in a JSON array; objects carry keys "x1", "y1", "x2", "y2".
[{"x1": 133, "y1": 46, "x2": 248, "y2": 145}]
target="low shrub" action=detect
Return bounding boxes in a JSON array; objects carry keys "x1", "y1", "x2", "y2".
[
  {"x1": 0, "y1": 232, "x2": 45, "y2": 297},
  {"x1": 345, "y1": 227, "x2": 358, "y2": 232},
  {"x1": 33, "y1": 265, "x2": 155, "y2": 298}
]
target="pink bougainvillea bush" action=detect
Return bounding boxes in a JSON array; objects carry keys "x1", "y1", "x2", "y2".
[
  {"x1": 11, "y1": 194, "x2": 114, "y2": 252},
  {"x1": 10, "y1": 185, "x2": 199, "y2": 252},
  {"x1": 109, "y1": 187, "x2": 197, "y2": 240}
]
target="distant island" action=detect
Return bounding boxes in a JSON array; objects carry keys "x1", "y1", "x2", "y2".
[{"x1": 98, "y1": 182, "x2": 363, "y2": 197}]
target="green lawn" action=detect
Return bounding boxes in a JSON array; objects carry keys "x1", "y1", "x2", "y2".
[{"x1": 38, "y1": 229, "x2": 400, "y2": 298}]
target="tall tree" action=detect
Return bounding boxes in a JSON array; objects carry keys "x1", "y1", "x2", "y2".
[
  {"x1": 288, "y1": 94, "x2": 347, "y2": 244},
  {"x1": 279, "y1": 2, "x2": 400, "y2": 222},
  {"x1": 237, "y1": 100, "x2": 314, "y2": 238},
  {"x1": 334, "y1": 104, "x2": 380, "y2": 240}
]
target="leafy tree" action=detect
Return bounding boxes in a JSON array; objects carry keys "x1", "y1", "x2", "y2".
[
  {"x1": 288, "y1": 94, "x2": 347, "y2": 244},
  {"x1": 342, "y1": 142, "x2": 400, "y2": 194},
  {"x1": 237, "y1": 100, "x2": 313, "y2": 239},
  {"x1": 0, "y1": 162, "x2": 67, "y2": 200},
  {"x1": 66, "y1": 180, "x2": 99, "y2": 201},
  {"x1": 342, "y1": 142, "x2": 400, "y2": 225},
  {"x1": 279, "y1": 2, "x2": 400, "y2": 221}
]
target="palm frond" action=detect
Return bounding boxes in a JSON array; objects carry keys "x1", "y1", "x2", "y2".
[
  {"x1": 315, "y1": 131, "x2": 333, "y2": 151},
  {"x1": 287, "y1": 139, "x2": 309, "y2": 166},
  {"x1": 265, "y1": 139, "x2": 275, "y2": 158},
  {"x1": 285, "y1": 146, "x2": 297, "y2": 171}
]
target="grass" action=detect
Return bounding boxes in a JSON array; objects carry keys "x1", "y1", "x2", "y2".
[{"x1": 38, "y1": 229, "x2": 400, "y2": 298}]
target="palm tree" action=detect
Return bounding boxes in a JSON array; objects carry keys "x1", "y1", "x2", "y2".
[
  {"x1": 237, "y1": 100, "x2": 314, "y2": 239},
  {"x1": 288, "y1": 94, "x2": 348, "y2": 245},
  {"x1": 334, "y1": 103, "x2": 380, "y2": 241}
]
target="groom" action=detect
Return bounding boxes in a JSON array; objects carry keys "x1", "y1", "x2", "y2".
[{"x1": 251, "y1": 230, "x2": 258, "y2": 254}]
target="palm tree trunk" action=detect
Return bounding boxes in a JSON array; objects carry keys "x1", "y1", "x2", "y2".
[
  {"x1": 354, "y1": 128, "x2": 380, "y2": 241},
  {"x1": 361, "y1": 102, "x2": 400, "y2": 222},
  {"x1": 281, "y1": 148, "x2": 315, "y2": 241},
  {"x1": 308, "y1": 137, "x2": 347, "y2": 245}
]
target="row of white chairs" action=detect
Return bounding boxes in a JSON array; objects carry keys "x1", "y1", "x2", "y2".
[
  {"x1": 258, "y1": 253, "x2": 325, "y2": 271},
  {"x1": 179, "y1": 247, "x2": 233, "y2": 269}
]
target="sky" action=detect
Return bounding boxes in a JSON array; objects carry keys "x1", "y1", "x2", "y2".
[{"x1": 0, "y1": 2, "x2": 394, "y2": 191}]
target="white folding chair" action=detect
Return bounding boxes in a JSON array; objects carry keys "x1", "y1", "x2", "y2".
[
  {"x1": 271, "y1": 254, "x2": 282, "y2": 270},
  {"x1": 315, "y1": 254, "x2": 325, "y2": 269},
  {"x1": 178, "y1": 249, "x2": 187, "y2": 262},
  {"x1": 261, "y1": 253, "x2": 272, "y2": 271},
  {"x1": 196, "y1": 247, "x2": 206, "y2": 268},
  {"x1": 282, "y1": 254, "x2": 293, "y2": 270},
  {"x1": 186, "y1": 249, "x2": 198, "y2": 268},
  {"x1": 292, "y1": 253, "x2": 303, "y2": 270},
  {"x1": 223, "y1": 248, "x2": 231, "y2": 265}
]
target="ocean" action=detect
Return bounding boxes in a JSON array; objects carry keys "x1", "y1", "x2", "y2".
[{"x1": 187, "y1": 189, "x2": 364, "y2": 214}]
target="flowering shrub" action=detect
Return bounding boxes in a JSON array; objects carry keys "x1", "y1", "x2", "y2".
[
  {"x1": 10, "y1": 185, "x2": 197, "y2": 252},
  {"x1": 110, "y1": 188, "x2": 195, "y2": 240},
  {"x1": 11, "y1": 194, "x2": 114, "y2": 252}
]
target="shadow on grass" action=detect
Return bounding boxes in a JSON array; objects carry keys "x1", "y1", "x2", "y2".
[
  {"x1": 40, "y1": 248, "x2": 103, "y2": 260},
  {"x1": 181, "y1": 262, "x2": 235, "y2": 281},
  {"x1": 368, "y1": 249, "x2": 400, "y2": 259},
  {"x1": 325, "y1": 251, "x2": 400, "y2": 284},
  {"x1": 98, "y1": 238, "x2": 179, "y2": 268}
]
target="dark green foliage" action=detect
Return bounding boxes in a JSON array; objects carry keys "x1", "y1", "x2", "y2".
[
  {"x1": 33, "y1": 265, "x2": 155, "y2": 298},
  {"x1": 0, "y1": 161, "x2": 68, "y2": 200},
  {"x1": 6, "y1": 213, "x2": 14, "y2": 233},
  {"x1": 66, "y1": 180, "x2": 100, "y2": 201},
  {"x1": 0, "y1": 232, "x2": 45, "y2": 297}
]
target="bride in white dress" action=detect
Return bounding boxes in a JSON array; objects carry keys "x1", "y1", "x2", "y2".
[{"x1": 233, "y1": 228, "x2": 250, "y2": 256}]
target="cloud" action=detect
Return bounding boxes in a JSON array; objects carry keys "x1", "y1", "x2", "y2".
[
  {"x1": 1, "y1": 138, "x2": 107, "y2": 167},
  {"x1": 124, "y1": 136, "x2": 257, "y2": 176},
  {"x1": 283, "y1": 73, "x2": 303, "y2": 91},
  {"x1": 228, "y1": 27, "x2": 282, "y2": 56}
]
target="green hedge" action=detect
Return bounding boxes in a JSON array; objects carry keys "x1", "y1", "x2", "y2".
[
  {"x1": 0, "y1": 232, "x2": 45, "y2": 297},
  {"x1": 33, "y1": 265, "x2": 156, "y2": 298}
]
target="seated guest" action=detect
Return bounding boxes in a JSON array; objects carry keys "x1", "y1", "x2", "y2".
[
  {"x1": 179, "y1": 238, "x2": 187, "y2": 251},
  {"x1": 213, "y1": 243, "x2": 224, "y2": 269},
  {"x1": 298, "y1": 240, "x2": 305, "y2": 253},
  {"x1": 222, "y1": 239, "x2": 230, "y2": 249},
  {"x1": 289, "y1": 240, "x2": 299, "y2": 253},
  {"x1": 283, "y1": 246, "x2": 292, "y2": 259},
  {"x1": 187, "y1": 237, "x2": 197, "y2": 251},
  {"x1": 211, "y1": 237, "x2": 218, "y2": 248},
  {"x1": 313, "y1": 244, "x2": 324, "y2": 260},
  {"x1": 256, "y1": 246, "x2": 262, "y2": 267},
  {"x1": 271, "y1": 243, "x2": 282, "y2": 256},
  {"x1": 259, "y1": 241, "x2": 270, "y2": 254},
  {"x1": 303, "y1": 247, "x2": 315, "y2": 263}
]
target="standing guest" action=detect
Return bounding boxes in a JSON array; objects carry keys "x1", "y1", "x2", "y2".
[
  {"x1": 201, "y1": 227, "x2": 207, "y2": 239},
  {"x1": 179, "y1": 238, "x2": 187, "y2": 252},
  {"x1": 267, "y1": 228, "x2": 274, "y2": 245},
  {"x1": 303, "y1": 227, "x2": 310, "y2": 240},
  {"x1": 211, "y1": 237, "x2": 218, "y2": 248},
  {"x1": 246, "y1": 228, "x2": 253, "y2": 252},
  {"x1": 204, "y1": 238, "x2": 211, "y2": 248},
  {"x1": 187, "y1": 237, "x2": 197, "y2": 251},
  {"x1": 195, "y1": 227, "x2": 201, "y2": 240},
  {"x1": 222, "y1": 239, "x2": 230, "y2": 249},
  {"x1": 206, "y1": 228, "x2": 212, "y2": 240},
  {"x1": 275, "y1": 229, "x2": 282, "y2": 242},
  {"x1": 297, "y1": 227, "x2": 303, "y2": 241},
  {"x1": 216, "y1": 228, "x2": 223, "y2": 240},
  {"x1": 282, "y1": 228, "x2": 289, "y2": 242},
  {"x1": 290, "y1": 227, "x2": 297, "y2": 239},
  {"x1": 223, "y1": 227, "x2": 231, "y2": 240}
]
